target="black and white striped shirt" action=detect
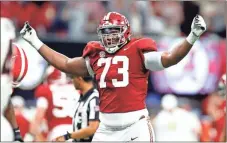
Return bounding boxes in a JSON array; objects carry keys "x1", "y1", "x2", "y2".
[{"x1": 73, "y1": 88, "x2": 99, "y2": 142}]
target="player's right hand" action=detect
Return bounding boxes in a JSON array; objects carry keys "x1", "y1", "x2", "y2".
[{"x1": 20, "y1": 22, "x2": 43, "y2": 50}]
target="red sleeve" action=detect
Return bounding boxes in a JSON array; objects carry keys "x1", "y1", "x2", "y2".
[
  {"x1": 82, "y1": 41, "x2": 102, "y2": 58},
  {"x1": 82, "y1": 42, "x2": 92, "y2": 58},
  {"x1": 136, "y1": 37, "x2": 157, "y2": 52},
  {"x1": 134, "y1": 38, "x2": 157, "y2": 71},
  {"x1": 34, "y1": 84, "x2": 51, "y2": 99}
]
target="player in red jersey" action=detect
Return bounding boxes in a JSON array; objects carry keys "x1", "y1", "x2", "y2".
[
  {"x1": 30, "y1": 66, "x2": 79, "y2": 141},
  {"x1": 201, "y1": 74, "x2": 226, "y2": 142},
  {"x1": 20, "y1": 12, "x2": 206, "y2": 141}
]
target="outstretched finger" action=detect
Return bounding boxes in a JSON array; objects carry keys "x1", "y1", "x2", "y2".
[{"x1": 20, "y1": 26, "x2": 27, "y2": 35}]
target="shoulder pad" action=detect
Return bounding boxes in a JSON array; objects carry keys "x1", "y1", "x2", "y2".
[
  {"x1": 135, "y1": 37, "x2": 157, "y2": 52},
  {"x1": 82, "y1": 41, "x2": 103, "y2": 58}
]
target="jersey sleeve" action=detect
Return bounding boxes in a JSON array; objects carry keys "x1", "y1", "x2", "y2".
[
  {"x1": 88, "y1": 96, "x2": 100, "y2": 121},
  {"x1": 144, "y1": 52, "x2": 165, "y2": 71},
  {"x1": 82, "y1": 42, "x2": 92, "y2": 58},
  {"x1": 82, "y1": 41, "x2": 101, "y2": 58},
  {"x1": 135, "y1": 38, "x2": 158, "y2": 71},
  {"x1": 136, "y1": 38, "x2": 157, "y2": 53},
  {"x1": 82, "y1": 41, "x2": 102, "y2": 77}
]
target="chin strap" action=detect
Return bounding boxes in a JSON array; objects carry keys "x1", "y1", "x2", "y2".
[{"x1": 105, "y1": 39, "x2": 129, "y2": 54}]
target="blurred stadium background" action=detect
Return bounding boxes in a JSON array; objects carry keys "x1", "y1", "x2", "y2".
[{"x1": 1, "y1": 1, "x2": 226, "y2": 142}]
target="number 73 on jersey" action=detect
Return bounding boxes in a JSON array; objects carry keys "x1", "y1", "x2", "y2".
[{"x1": 97, "y1": 56, "x2": 129, "y2": 88}]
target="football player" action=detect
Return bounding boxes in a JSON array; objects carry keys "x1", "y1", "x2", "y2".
[
  {"x1": 1, "y1": 17, "x2": 24, "y2": 142},
  {"x1": 201, "y1": 74, "x2": 226, "y2": 142},
  {"x1": 30, "y1": 66, "x2": 79, "y2": 141},
  {"x1": 20, "y1": 12, "x2": 206, "y2": 141}
]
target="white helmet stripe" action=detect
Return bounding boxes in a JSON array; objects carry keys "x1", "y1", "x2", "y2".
[
  {"x1": 14, "y1": 44, "x2": 26, "y2": 82},
  {"x1": 105, "y1": 12, "x2": 111, "y2": 21}
]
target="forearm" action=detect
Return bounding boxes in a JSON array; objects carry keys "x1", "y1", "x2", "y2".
[
  {"x1": 161, "y1": 15, "x2": 206, "y2": 68},
  {"x1": 20, "y1": 22, "x2": 89, "y2": 77},
  {"x1": 70, "y1": 127, "x2": 96, "y2": 139},
  {"x1": 37, "y1": 44, "x2": 88, "y2": 76},
  {"x1": 4, "y1": 100, "x2": 18, "y2": 128},
  {"x1": 35, "y1": 44, "x2": 88, "y2": 76},
  {"x1": 38, "y1": 44, "x2": 70, "y2": 73},
  {"x1": 162, "y1": 40, "x2": 193, "y2": 67}
]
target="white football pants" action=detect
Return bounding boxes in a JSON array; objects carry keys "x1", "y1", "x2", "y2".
[
  {"x1": 1, "y1": 115, "x2": 14, "y2": 141},
  {"x1": 92, "y1": 116, "x2": 155, "y2": 142}
]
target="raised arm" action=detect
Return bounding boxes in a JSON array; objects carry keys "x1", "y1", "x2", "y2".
[
  {"x1": 39, "y1": 46, "x2": 88, "y2": 76},
  {"x1": 161, "y1": 39, "x2": 194, "y2": 68},
  {"x1": 20, "y1": 22, "x2": 88, "y2": 77},
  {"x1": 144, "y1": 15, "x2": 206, "y2": 71},
  {"x1": 161, "y1": 15, "x2": 206, "y2": 68}
]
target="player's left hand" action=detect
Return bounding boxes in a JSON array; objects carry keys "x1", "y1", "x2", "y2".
[
  {"x1": 186, "y1": 14, "x2": 207, "y2": 45},
  {"x1": 20, "y1": 22, "x2": 43, "y2": 50},
  {"x1": 52, "y1": 136, "x2": 65, "y2": 142},
  {"x1": 190, "y1": 14, "x2": 207, "y2": 37}
]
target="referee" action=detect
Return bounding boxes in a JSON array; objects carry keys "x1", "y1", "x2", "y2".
[{"x1": 53, "y1": 75, "x2": 100, "y2": 142}]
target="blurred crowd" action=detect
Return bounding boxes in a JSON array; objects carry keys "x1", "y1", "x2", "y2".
[
  {"x1": 1, "y1": 1, "x2": 226, "y2": 39},
  {"x1": 1, "y1": 0, "x2": 226, "y2": 142},
  {"x1": 150, "y1": 78, "x2": 226, "y2": 141}
]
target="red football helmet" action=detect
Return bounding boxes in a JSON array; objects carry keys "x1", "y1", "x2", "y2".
[
  {"x1": 1, "y1": 17, "x2": 28, "y2": 88},
  {"x1": 97, "y1": 12, "x2": 131, "y2": 53},
  {"x1": 11, "y1": 43, "x2": 29, "y2": 87}
]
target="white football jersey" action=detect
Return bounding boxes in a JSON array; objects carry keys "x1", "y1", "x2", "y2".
[
  {"x1": 1, "y1": 75, "x2": 13, "y2": 113},
  {"x1": 0, "y1": 17, "x2": 16, "y2": 141}
]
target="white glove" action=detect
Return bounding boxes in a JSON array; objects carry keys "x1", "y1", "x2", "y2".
[
  {"x1": 186, "y1": 15, "x2": 207, "y2": 45},
  {"x1": 20, "y1": 22, "x2": 43, "y2": 50}
]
